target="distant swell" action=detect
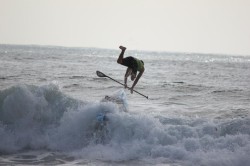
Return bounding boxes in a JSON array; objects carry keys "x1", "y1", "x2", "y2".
[{"x1": 212, "y1": 89, "x2": 243, "y2": 93}]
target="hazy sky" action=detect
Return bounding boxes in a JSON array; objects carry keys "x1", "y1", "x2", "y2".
[{"x1": 0, "y1": 0, "x2": 250, "y2": 55}]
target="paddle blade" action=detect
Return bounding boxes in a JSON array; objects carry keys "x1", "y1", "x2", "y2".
[{"x1": 96, "y1": 71, "x2": 107, "y2": 77}]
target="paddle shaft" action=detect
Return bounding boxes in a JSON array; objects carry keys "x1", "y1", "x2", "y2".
[{"x1": 105, "y1": 75, "x2": 148, "y2": 99}]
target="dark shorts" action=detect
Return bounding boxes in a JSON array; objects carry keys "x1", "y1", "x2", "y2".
[{"x1": 121, "y1": 56, "x2": 138, "y2": 74}]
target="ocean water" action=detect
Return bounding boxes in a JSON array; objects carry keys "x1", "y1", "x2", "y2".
[{"x1": 0, "y1": 44, "x2": 250, "y2": 166}]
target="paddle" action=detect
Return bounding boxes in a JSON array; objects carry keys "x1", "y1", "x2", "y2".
[{"x1": 96, "y1": 71, "x2": 149, "y2": 99}]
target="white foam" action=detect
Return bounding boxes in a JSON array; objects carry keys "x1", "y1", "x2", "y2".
[{"x1": 1, "y1": 84, "x2": 250, "y2": 166}]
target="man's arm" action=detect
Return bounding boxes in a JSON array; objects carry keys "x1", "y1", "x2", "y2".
[
  {"x1": 130, "y1": 68, "x2": 144, "y2": 93},
  {"x1": 124, "y1": 68, "x2": 130, "y2": 88}
]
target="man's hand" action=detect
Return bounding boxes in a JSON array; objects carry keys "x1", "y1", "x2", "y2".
[{"x1": 130, "y1": 87, "x2": 134, "y2": 94}]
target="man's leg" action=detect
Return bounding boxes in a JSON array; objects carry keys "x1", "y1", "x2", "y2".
[{"x1": 117, "y1": 46, "x2": 126, "y2": 64}]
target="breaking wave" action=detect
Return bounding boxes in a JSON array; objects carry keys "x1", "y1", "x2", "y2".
[{"x1": 0, "y1": 84, "x2": 250, "y2": 166}]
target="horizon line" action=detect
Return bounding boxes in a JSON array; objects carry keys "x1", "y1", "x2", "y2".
[{"x1": 0, "y1": 43, "x2": 249, "y2": 57}]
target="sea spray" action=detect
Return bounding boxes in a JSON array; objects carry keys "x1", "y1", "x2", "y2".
[{"x1": 0, "y1": 84, "x2": 250, "y2": 165}]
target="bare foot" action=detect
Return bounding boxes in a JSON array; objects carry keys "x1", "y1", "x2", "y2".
[{"x1": 119, "y1": 46, "x2": 126, "y2": 51}]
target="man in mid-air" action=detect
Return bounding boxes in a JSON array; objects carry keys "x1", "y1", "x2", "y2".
[{"x1": 117, "y1": 46, "x2": 145, "y2": 94}]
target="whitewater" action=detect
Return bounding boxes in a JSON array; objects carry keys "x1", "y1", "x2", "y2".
[{"x1": 0, "y1": 44, "x2": 250, "y2": 166}]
